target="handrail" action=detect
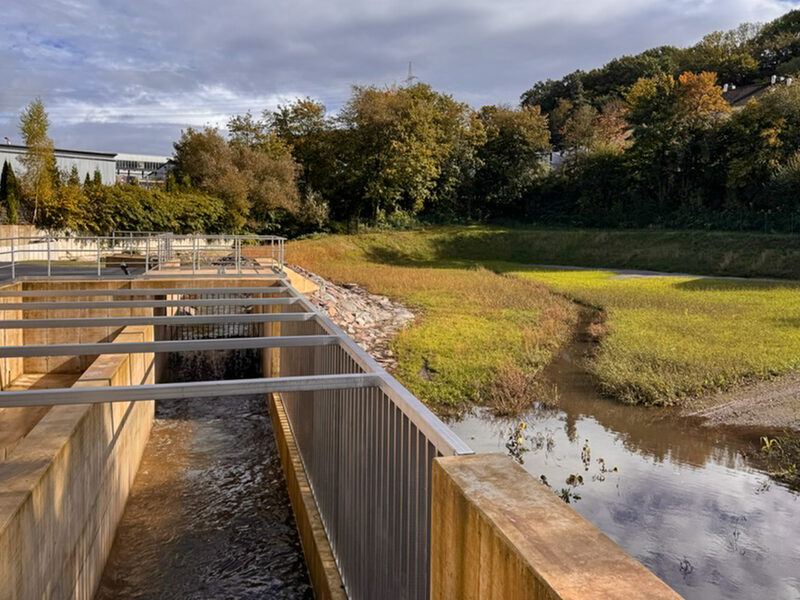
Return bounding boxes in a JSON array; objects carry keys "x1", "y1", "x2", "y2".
[{"x1": 0, "y1": 232, "x2": 286, "y2": 279}]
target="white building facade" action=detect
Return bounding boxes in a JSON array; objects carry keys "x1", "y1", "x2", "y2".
[{"x1": 0, "y1": 144, "x2": 116, "y2": 184}]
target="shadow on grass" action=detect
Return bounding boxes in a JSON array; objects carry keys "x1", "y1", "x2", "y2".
[
  {"x1": 356, "y1": 227, "x2": 800, "y2": 281},
  {"x1": 673, "y1": 278, "x2": 800, "y2": 292}
]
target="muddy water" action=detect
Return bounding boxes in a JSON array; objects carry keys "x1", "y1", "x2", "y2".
[
  {"x1": 94, "y1": 351, "x2": 311, "y2": 600},
  {"x1": 449, "y1": 341, "x2": 800, "y2": 600}
]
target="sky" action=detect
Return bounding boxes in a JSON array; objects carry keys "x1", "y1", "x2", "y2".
[{"x1": 1, "y1": 0, "x2": 798, "y2": 156}]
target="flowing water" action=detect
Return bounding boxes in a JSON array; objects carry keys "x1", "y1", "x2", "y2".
[
  {"x1": 449, "y1": 339, "x2": 800, "y2": 600},
  {"x1": 94, "y1": 351, "x2": 312, "y2": 600}
]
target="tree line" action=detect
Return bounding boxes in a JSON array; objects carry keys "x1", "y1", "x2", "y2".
[{"x1": 4, "y1": 9, "x2": 800, "y2": 235}]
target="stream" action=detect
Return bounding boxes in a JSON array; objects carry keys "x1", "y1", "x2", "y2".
[{"x1": 449, "y1": 339, "x2": 800, "y2": 600}]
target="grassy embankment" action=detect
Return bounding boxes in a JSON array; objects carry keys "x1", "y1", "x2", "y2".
[
  {"x1": 288, "y1": 232, "x2": 577, "y2": 414},
  {"x1": 289, "y1": 226, "x2": 800, "y2": 410}
]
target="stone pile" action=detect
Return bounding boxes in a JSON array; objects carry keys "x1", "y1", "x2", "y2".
[{"x1": 289, "y1": 264, "x2": 416, "y2": 372}]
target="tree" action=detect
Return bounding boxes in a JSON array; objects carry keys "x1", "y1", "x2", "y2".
[
  {"x1": 520, "y1": 71, "x2": 586, "y2": 112},
  {"x1": 38, "y1": 178, "x2": 84, "y2": 232},
  {"x1": 0, "y1": 161, "x2": 20, "y2": 224},
  {"x1": 18, "y1": 98, "x2": 56, "y2": 224},
  {"x1": 173, "y1": 127, "x2": 251, "y2": 230},
  {"x1": 172, "y1": 125, "x2": 302, "y2": 232},
  {"x1": 67, "y1": 164, "x2": 80, "y2": 186},
  {"x1": 335, "y1": 83, "x2": 483, "y2": 223},
  {"x1": 473, "y1": 105, "x2": 551, "y2": 217},
  {"x1": 674, "y1": 71, "x2": 731, "y2": 123},
  {"x1": 680, "y1": 30, "x2": 759, "y2": 84}
]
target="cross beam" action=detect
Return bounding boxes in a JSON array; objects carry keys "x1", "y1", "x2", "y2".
[
  {"x1": 0, "y1": 335, "x2": 338, "y2": 358},
  {"x1": 0, "y1": 373, "x2": 382, "y2": 408}
]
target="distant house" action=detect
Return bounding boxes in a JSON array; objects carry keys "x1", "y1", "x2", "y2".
[
  {"x1": 0, "y1": 143, "x2": 116, "y2": 184},
  {"x1": 722, "y1": 77, "x2": 794, "y2": 109}
]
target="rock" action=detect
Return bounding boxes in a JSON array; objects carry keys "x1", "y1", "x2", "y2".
[{"x1": 289, "y1": 263, "x2": 417, "y2": 374}]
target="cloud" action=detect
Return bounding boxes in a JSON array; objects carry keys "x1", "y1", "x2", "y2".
[{"x1": 1, "y1": 0, "x2": 797, "y2": 154}]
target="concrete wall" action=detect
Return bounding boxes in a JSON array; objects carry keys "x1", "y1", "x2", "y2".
[
  {"x1": 0, "y1": 325, "x2": 155, "y2": 600},
  {"x1": 430, "y1": 454, "x2": 683, "y2": 600},
  {"x1": 19, "y1": 280, "x2": 146, "y2": 375}
]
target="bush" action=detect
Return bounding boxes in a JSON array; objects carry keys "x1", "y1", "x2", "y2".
[{"x1": 83, "y1": 184, "x2": 226, "y2": 234}]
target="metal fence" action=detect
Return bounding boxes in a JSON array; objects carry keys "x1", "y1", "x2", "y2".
[
  {"x1": 0, "y1": 232, "x2": 285, "y2": 279},
  {"x1": 276, "y1": 285, "x2": 472, "y2": 599}
]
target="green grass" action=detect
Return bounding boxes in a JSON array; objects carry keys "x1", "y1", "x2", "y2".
[
  {"x1": 501, "y1": 266, "x2": 800, "y2": 404},
  {"x1": 290, "y1": 227, "x2": 800, "y2": 409},
  {"x1": 289, "y1": 233, "x2": 576, "y2": 413}
]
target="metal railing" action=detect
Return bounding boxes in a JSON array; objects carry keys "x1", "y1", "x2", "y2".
[
  {"x1": 276, "y1": 285, "x2": 472, "y2": 599},
  {"x1": 0, "y1": 232, "x2": 285, "y2": 279}
]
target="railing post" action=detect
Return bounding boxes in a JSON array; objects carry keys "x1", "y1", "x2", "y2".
[
  {"x1": 96, "y1": 240, "x2": 101, "y2": 277},
  {"x1": 236, "y1": 237, "x2": 241, "y2": 274},
  {"x1": 146, "y1": 234, "x2": 151, "y2": 272},
  {"x1": 46, "y1": 236, "x2": 51, "y2": 277},
  {"x1": 10, "y1": 237, "x2": 15, "y2": 280}
]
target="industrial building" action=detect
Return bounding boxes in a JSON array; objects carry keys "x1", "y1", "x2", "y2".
[
  {"x1": 0, "y1": 145, "x2": 172, "y2": 188},
  {"x1": 114, "y1": 153, "x2": 172, "y2": 186},
  {"x1": 0, "y1": 144, "x2": 117, "y2": 185}
]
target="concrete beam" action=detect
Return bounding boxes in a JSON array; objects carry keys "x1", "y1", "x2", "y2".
[{"x1": 430, "y1": 454, "x2": 683, "y2": 600}]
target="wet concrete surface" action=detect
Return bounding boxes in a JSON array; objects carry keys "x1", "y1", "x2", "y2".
[{"x1": 95, "y1": 352, "x2": 311, "y2": 600}]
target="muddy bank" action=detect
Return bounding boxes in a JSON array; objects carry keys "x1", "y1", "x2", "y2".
[
  {"x1": 683, "y1": 373, "x2": 800, "y2": 432},
  {"x1": 297, "y1": 265, "x2": 799, "y2": 433}
]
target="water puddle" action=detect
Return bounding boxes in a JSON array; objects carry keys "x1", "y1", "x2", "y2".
[
  {"x1": 94, "y1": 351, "x2": 311, "y2": 599},
  {"x1": 449, "y1": 338, "x2": 800, "y2": 600}
]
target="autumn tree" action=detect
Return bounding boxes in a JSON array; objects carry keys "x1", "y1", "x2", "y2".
[
  {"x1": 18, "y1": 98, "x2": 56, "y2": 223},
  {"x1": 173, "y1": 126, "x2": 301, "y2": 232},
  {"x1": 674, "y1": 71, "x2": 731, "y2": 123}
]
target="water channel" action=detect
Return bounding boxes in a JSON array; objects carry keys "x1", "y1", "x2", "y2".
[
  {"x1": 94, "y1": 350, "x2": 312, "y2": 600},
  {"x1": 449, "y1": 335, "x2": 800, "y2": 600}
]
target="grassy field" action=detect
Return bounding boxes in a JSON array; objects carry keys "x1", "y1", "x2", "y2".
[
  {"x1": 289, "y1": 227, "x2": 800, "y2": 409},
  {"x1": 288, "y1": 233, "x2": 577, "y2": 413},
  {"x1": 500, "y1": 266, "x2": 800, "y2": 405}
]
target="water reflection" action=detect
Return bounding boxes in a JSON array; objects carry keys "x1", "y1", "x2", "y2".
[{"x1": 448, "y1": 347, "x2": 800, "y2": 600}]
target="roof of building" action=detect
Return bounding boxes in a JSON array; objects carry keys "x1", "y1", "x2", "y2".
[
  {"x1": 722, "y1": 83, "x2": 772, "y2": 107},
  {"x1": 0, "y1": 143, "x2": 117, "y2": 159}
]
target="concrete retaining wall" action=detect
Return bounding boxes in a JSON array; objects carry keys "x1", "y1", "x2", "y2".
[
  {"x1": 430, "y1": 454, "x2": 683, "y2": 600},
  {"x1": 0, "y1": 325, "x2": 155, "y2": 600}
]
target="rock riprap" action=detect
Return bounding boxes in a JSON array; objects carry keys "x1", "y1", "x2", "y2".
[{"x1": 290, "y1": 265, "x2": 416, "y2": 372}]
